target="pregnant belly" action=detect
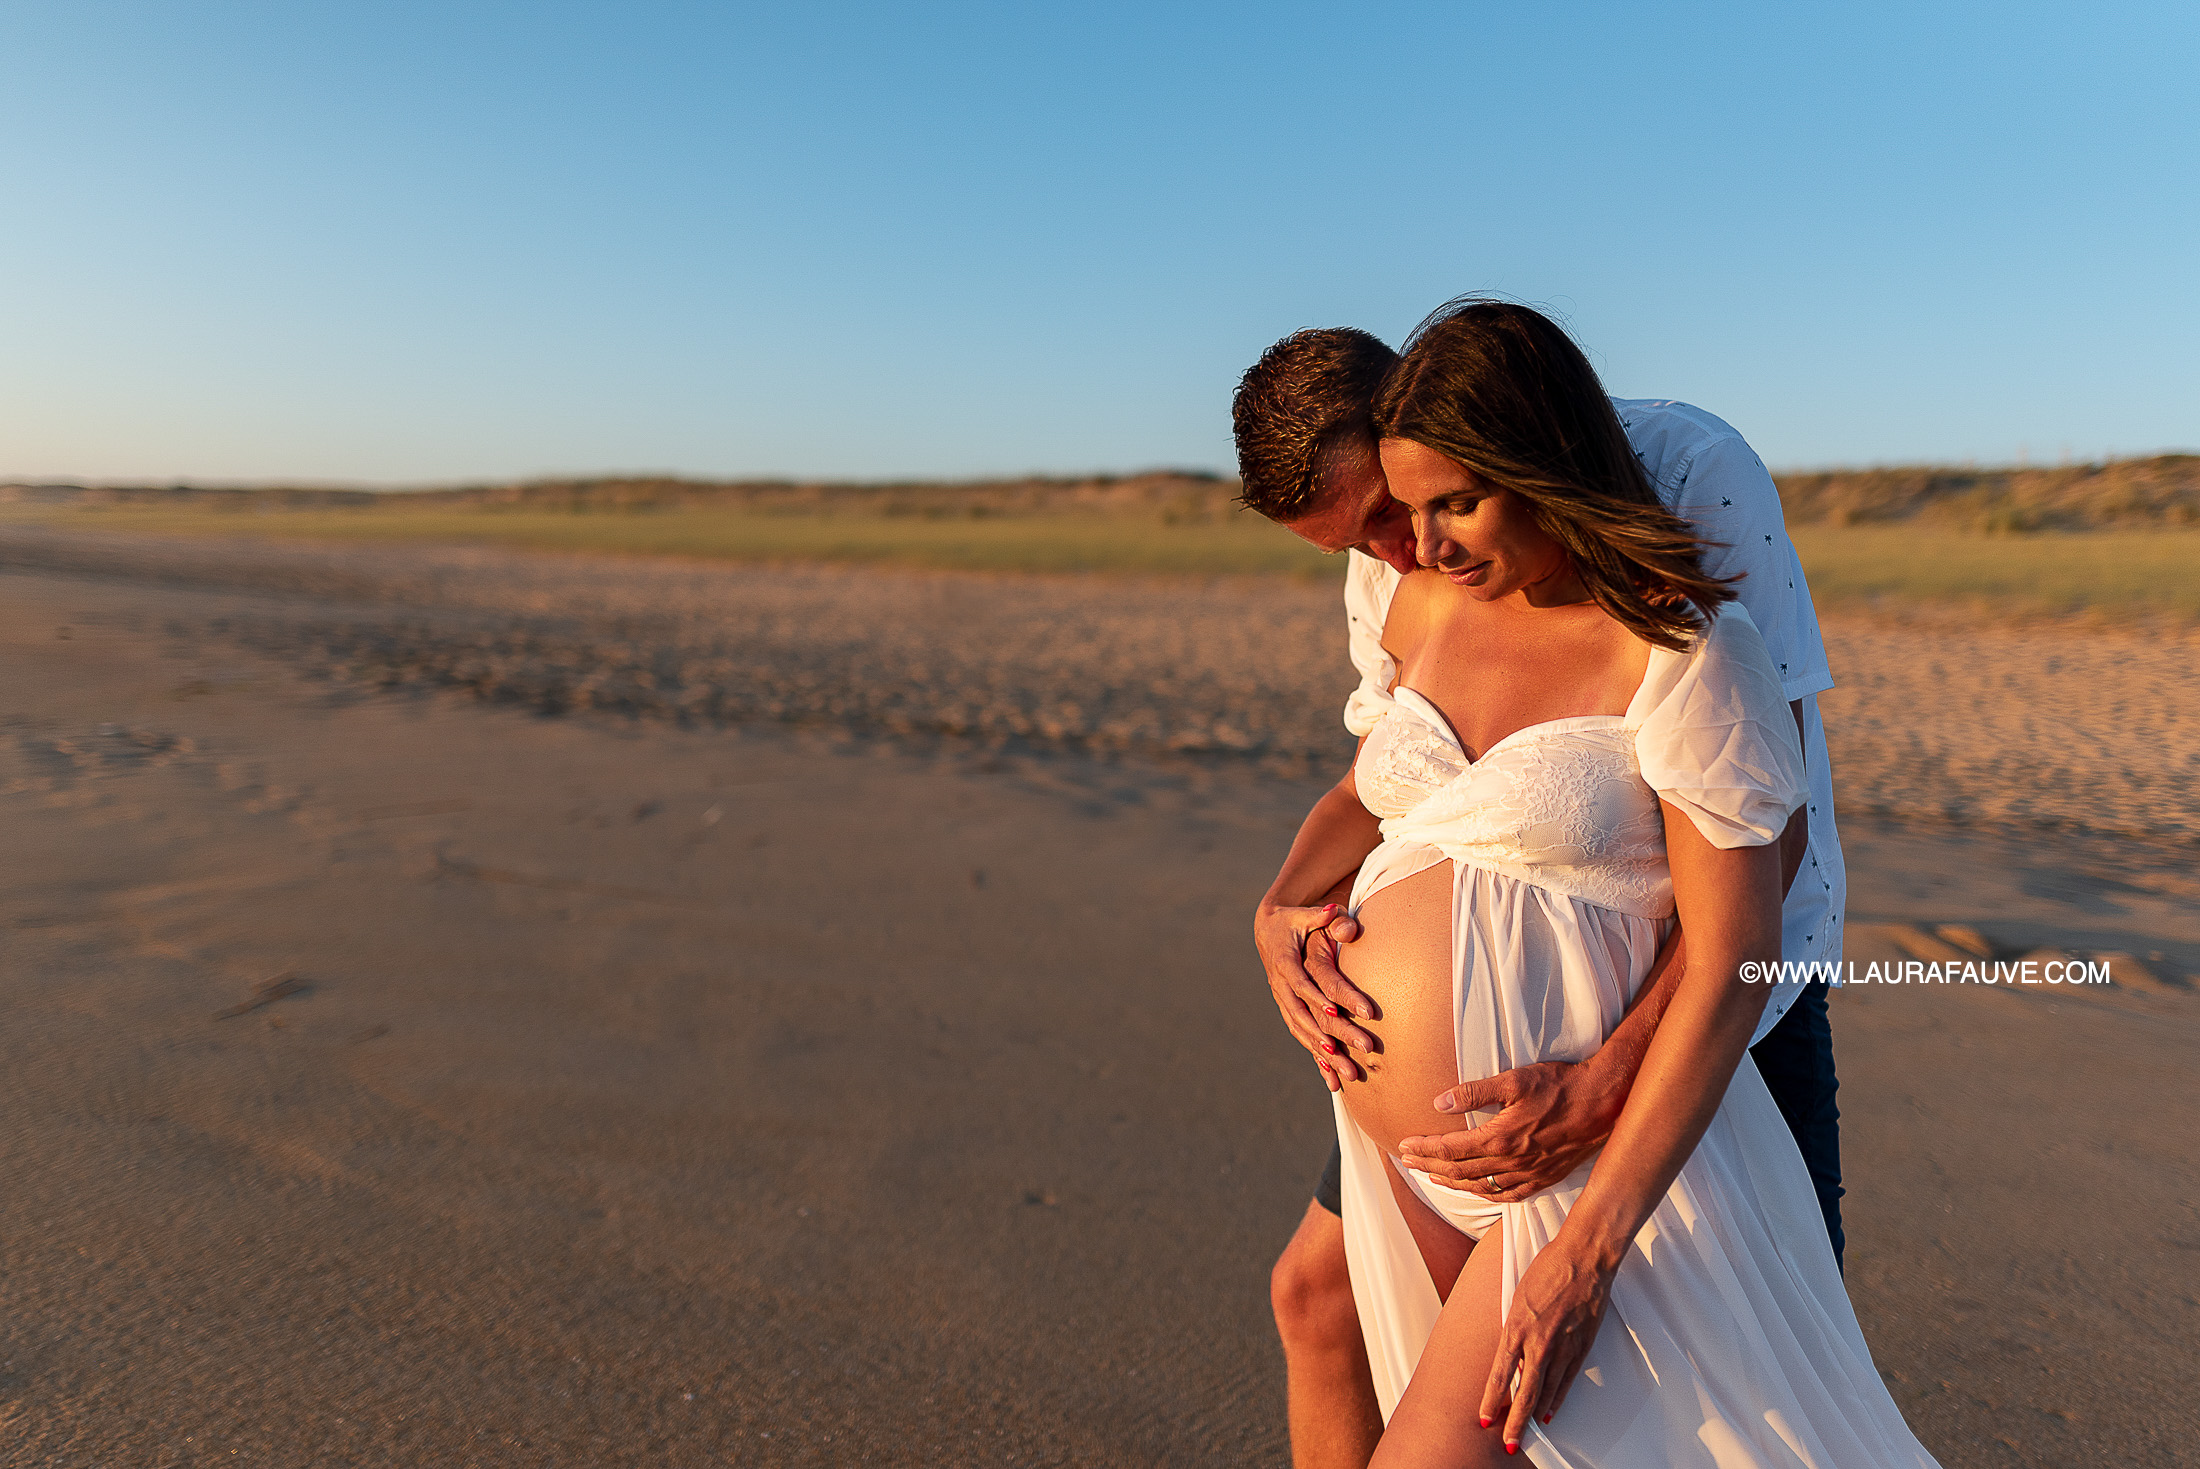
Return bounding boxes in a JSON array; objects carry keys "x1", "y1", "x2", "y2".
[{"x1": 1333, "y1": 859, "x2": 1465, "y2": 1156}]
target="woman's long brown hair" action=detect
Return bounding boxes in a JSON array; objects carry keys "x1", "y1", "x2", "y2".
[{"x1": 1373, "y1": 298, "x2": 1736, "y2": 649}]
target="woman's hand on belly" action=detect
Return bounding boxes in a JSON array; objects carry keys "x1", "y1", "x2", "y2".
[{"x1": 1332, "y1": 861, "x2": 1466, "y2": 1156}]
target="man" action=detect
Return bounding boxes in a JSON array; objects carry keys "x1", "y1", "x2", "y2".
[{"x1": 1233, "y1": 323, "x2": 1846, "y2": 1469}]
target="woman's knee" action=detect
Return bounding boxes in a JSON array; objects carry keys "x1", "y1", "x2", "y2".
[{"x1": 1271, "y1": 1206, "x2": 1360, "y2": 1350}]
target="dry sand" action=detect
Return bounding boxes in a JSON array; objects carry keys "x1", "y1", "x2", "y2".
[
  {"x1": 3, "y1": 532, "x2": 2197, "y2": 1467},
  {"x1": 7, "y1": 527, "x2": 2196, "y2": 846}
]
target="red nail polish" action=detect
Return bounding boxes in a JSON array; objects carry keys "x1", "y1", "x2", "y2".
[
  {"x1": 1321, "y1": 1040, "x2": 1337, "y2": 1054},
  {"x1": 1324, "y1": 1004, "x2": 1340, "y2": 1017},
  {"x1": 1479, "y1": 1417, "x2": 1492, "y2": 1429},
  {"x1": 1505, "y1": 1445, "x2": 1518, "y2": 1456}
]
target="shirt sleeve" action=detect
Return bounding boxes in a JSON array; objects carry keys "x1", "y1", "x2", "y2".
[
  {"x1": 1633, "y1": 605, "x2": 1807, "y2": 849},
  {"x1": 1662, "y1": 435, "x2": 1833, "y2": 703},
  {"x1": 1342, "y1": 552, "x2": 1400, "y2": 737}
]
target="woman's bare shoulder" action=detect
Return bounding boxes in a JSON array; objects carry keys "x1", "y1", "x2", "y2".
[{"x1": 1377, "y1": 568, "x2": 1441, "y2": 668}]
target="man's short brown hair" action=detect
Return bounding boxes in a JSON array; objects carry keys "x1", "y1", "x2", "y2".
[{"x1": 1231, "y1": 327, "x2": 1399, "y2": 519}]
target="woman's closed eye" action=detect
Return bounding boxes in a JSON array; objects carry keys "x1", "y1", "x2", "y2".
[{"x1": 1412, "y1": 498, "x2": 1479, "y2": 532}]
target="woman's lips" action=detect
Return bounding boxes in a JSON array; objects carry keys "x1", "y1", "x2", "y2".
[{"x1": 1443, "y1": 560, "x2": 1491, "y2": 586}]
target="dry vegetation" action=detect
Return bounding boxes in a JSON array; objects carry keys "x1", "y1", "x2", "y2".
[
  {"x1": 0, "y1": 472, "x2": 1328, "y2": 577},
  {"x1": 6, "y1": 456, "x2": 2198, "y2": 617},
  {"x1": 1775, "y1": 454, "x2": 2200, "y2": 532},
  {"x1": 0, "y1": 469, "x2": 1252, "y2": 522}
]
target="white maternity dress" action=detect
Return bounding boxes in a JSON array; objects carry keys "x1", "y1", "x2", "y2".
[{"x1": 1336, "y1": 605, "x2": 1938, "y2": 1468}]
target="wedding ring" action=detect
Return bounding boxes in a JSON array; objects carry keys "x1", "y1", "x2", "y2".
[{"x1": 1485, "y1": 1175, "x2": 1499, "y2": 1192}]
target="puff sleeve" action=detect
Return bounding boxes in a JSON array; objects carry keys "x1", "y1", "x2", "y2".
[{"x1": 1631, "y1": 604, "x2": 1806, "y2": 849}]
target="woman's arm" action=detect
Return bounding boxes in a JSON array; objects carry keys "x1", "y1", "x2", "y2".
[
  {"x1": 1477, "y1": 797, "x2": 1785, "y2": 1449},
  {"x1": 1253, "y1": 755, "x2": 1386, "y2": 1089}
]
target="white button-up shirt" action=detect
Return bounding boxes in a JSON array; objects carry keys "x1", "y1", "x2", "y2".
[{"x1": 1340, "y1": 398, "x2": 1843, "y2": 1042}]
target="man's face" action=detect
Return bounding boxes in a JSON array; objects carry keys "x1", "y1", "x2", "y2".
[{"x1": 1274, "y1": 436, "x2": 1419, "y2": 576}]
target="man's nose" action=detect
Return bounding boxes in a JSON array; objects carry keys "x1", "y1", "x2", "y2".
[{"x1": 1366, "y1": 534, "x2": 1419, "y2": 577}]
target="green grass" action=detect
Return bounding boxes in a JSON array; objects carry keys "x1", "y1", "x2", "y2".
[
  {"x1": 0, "y1": 502, "x2": 1338, "y2": 578},
  {"x1": 1788, "y1": 526, "x2": 2200, "y2": 620},
  {"x1": 8, "y1": 501, "x2": 2197, "y2": 618}
]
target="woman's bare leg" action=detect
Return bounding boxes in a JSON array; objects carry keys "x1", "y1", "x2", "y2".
[
  {"x1": 1368, "y1": 1198, "x2": 1514, "y2": 1469},
  {"x1": 1278, "y1": 1144, "x2": 1479, "y2": 1469},
  {"x1": 1383, "y1": 1160, "x2": 1472, "y2": 1304}
]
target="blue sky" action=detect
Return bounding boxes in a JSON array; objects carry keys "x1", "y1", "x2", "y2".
[{"x1": 1, "y1": 2, "x2": 2192, "y2": 482}]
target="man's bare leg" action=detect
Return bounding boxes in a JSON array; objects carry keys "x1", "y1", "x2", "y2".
[{"x1": 1271, "y1": 1200, "x2": 1381, "y2": 1469}]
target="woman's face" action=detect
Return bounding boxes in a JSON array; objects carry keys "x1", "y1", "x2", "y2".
[{"x1": 1377, "y1": 438, "x2": 1571, "y2": 600}]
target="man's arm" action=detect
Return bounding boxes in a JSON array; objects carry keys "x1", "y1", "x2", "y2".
[
  {"x1": 1253, "y1": 760, "x2": 1386, "y2": 1092},
  {"x1": 1395, "y1": 696, "x2": 1808, "y2": 1194},
  {"x1": 1255, "y1": 550, "x2": 1412, "y2": 1089},
  {"x1": 1776, "y1": 698, "x2": 1809, "y2": 898}
]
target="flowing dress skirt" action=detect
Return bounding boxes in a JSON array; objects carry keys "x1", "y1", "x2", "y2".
[{"x1": 1335, "y1": 849, "x2": 1939, "y2": 1469}]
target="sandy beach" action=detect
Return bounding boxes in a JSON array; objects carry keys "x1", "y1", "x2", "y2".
[{"x1": 4, "y1": 533, "x2": 2197, "y2": 1466}]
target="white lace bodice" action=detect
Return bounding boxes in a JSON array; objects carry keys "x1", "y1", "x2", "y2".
[
  {"x1": 1350, "y1": 606, "x2": 1807, "y2": 921},
  {"x1": 1357, "y1": 690, "x2": 1672, "y2": 917}
]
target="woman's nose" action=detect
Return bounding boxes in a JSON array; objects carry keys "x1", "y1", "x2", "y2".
[{"x1": 1415, "y1": 522, "x2": 1452, "y2": 567}]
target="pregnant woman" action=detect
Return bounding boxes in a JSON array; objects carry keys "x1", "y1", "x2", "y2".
[{"x1": 1316, "y1": 305, "x2": 1939, "y2": 1467}]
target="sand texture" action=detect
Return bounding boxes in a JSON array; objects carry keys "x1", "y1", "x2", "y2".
[
  {"x1": 1819, "y1": 616, "x2": 2200, "y2": 845},
  {"x1": 3, "y1": 533, "x2": 2197, "y2": 1466},
  {"x1": 0, "y1": 529, "x2": 1347, "y2": 771},
  {"x1": 7, "y1": 528, "x2": 2196, "y2": 850}
]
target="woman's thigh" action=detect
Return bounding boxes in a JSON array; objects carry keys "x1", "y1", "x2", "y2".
[
  {"x1": 1382, "y1": 1156, "x2": 1473, "y2": 1304},
  {"x1": 1368, "y1": 1213, "x2": 1514, "y2": 1469}
]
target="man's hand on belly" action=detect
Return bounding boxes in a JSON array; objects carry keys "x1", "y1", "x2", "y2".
[
  {"x1": 1392, "y1": 1061, "x2": 1627, "y2": 1200},
  {"x1": 1400, "y1": 925, "x2": 1693, "y2": 1198}
]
